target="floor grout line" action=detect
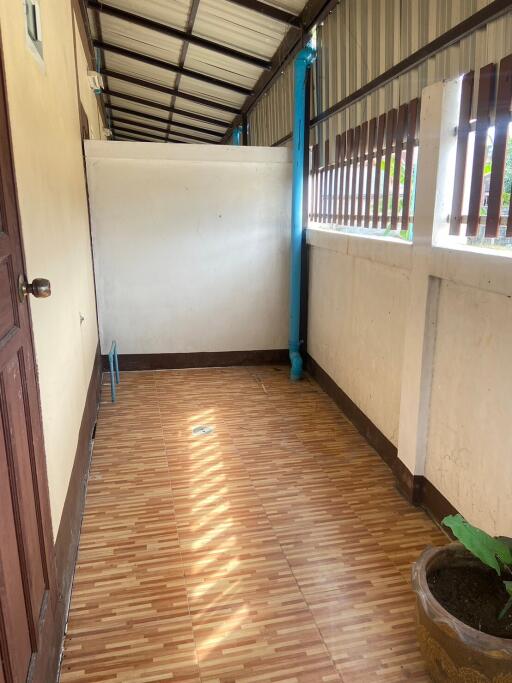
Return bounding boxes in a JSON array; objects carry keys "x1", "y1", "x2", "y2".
[{"x1": 153, "y1": 372, "x2": 205, "y2": 683}]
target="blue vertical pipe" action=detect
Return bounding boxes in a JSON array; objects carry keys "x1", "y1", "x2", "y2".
[
  {"x1": 289, "y1": 44, "x2": 315, "y2": 381},
  {"x1": 233, "y1": 125, "x2": 243, "y2": 145}
]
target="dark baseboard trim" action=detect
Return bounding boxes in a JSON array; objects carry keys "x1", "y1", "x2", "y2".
[
  {"x1": 54, "y1": 342, "x2": 101, "y2": 626},
  {"x1": 102, "y1": 349, "x2": 289, "y2": 372},
  {"x1": 305, "y1": 354, "x2": 397, "y2": 468},
  {"x1": 392, "y1": 457, "x2": 423, "y2": 505},
  {"x1": 305, "y1": 354, "x2": 458, "y2": 528}
]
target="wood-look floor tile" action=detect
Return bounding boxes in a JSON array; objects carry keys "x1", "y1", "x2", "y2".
[{"x1": 60, "y1": 366, "x2": 446, "y2": 683}]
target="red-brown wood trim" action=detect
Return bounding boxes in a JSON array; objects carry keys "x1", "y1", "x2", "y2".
[
  {"x1": 350, "y1": 125, "x2": 361, "y2": 224},
  {"x1": 333, "y1": 134, "x2": 341, "y2": 224},
  {"x1": 364, "y1": 117, "x2": 377, "y2": 228},
  {"x1": 391, "y1": 103, "x2": 408, "y2": 230},
  {"x1": 381, "y1": 108, "x2": 397, "y2": 229},
  {"x1": 343, "y1": 129, "x2": 353, "y2": 225},
  {"x1": 467, "y1": 63, "x2": 496, "y2": 237},
  {"x1": 305, "y1": 353, "x2": 457, "y2": 530},
  {"x1": 322, "y1": 139, "x2": 329, "y2": 222},
  {"x1": 105, "y1": 350, "x2": 289, "y2": 371},
  {"x1": 401, "y1": 98, "x2": 419, "y2": 233},
  {"x1": 373, "y1": 113, "x2": 386, "y2": 228},
  {"x1": 450, "y1": 71, "x2": 474, "y2": 236},
  {"x1": 356, "y1": 121, "x2": 367, "y2": 225},
  {"x1": 485, "y1": 55, "x2": 512, "y2": 237},
  {"x1": 337, "y1": 132, "x2": 346, "y2": 224}
]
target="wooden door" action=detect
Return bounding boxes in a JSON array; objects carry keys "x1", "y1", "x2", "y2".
[{"x1": 0, "y1": 42, "x2": 58, "y2": 683}]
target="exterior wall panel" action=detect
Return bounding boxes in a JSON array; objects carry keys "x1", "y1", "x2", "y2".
[{"x1": 249, "y1": 0, "x2": 511, "y2": 153}]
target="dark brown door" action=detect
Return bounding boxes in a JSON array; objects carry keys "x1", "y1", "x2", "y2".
[{"x1": 0, "y1": 43, "x2": 59, "y2": 683}]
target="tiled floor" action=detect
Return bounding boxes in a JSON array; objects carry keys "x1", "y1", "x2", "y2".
[{"x1": 60, "y1": 366, "x2": 445, "y2": 682}]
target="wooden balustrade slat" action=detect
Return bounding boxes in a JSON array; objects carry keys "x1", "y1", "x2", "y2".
[
  {"x1": 486, "y1": 55, "x2": 512, "y2": 237},
  {"x1": 337, "y1": 132, "x2": 346, "y2": 224},
  {"x1": 373, "y1": 113, "x2": 387, "y2": 228},
  {"x1": 391, "y1": 103, "x2": 408, "y2": 230},
  {"x1": 401, "y1": 98, "x2": 420, "y2": 233},
  {"x1": 343, "y1": 129, "x2": 354, "y2": 225},
  {"x1": 467, "y1": 63, "x2": 496, "y2": 237},
  {"x1": 350, "y1": 126, "x2": 361, "y2": 224},
  {"x1": 364, "y1": 117, "x2": 377, "y2": 228},
  {"x1": 357, "y1": 122, "x2": 368, "y2": 225},
  {"x1": 381, "y1": 109, "x2": 397, "y2": 229}
]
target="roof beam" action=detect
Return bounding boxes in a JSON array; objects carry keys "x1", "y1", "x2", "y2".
[
  {"x1": 110, "y1": 116, "x2": 213, "y2": 143},
  {"x1": 105, "y1": 104, "x2": 222, "y2": 137},
  {"x1": 87, "y1": 0, "x2": 271, "y2": 70},
  {"x1": 222, "y1": 0, "x2": 338, "y2": 142},
  {"x1": 102, "y1": 69, "x2": 240, "y2": 114},
  {"x1": 165, "y1": 0, "x2": 201, "y2": 142},
  {"x1": 112, "y1": 123, "x2": 190, "y2": 143},
  {"x1": 103, "y1": 88, "x2": 228, "y2": 127},
  {"x1": 225, "y1": 0, "x2": 301, "y2": 27},
  {"x1": 94, "y1": 40, "x2": 252, "y2": 96}
]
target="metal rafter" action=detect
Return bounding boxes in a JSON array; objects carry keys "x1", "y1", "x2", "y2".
[
  {"x1": 165, "y1": 0, "x2": 201, "y2": 142},
  {"x1": 222, "y1": 0, "x2": 338, "y2": 142},
  {"x1": 105, "y1": 104, "x2": 222, "y2": 138},
  {"x1": 103, "y1": 88, "x2": 229, "y2": 128},
  {"x1": 101, "y1": 69, "x2": 239, "y2": 115},
  {"x1": 110, "y1": 116, "x2": 214, "y2": 143},
  {"x1": 225, "y1": 0, "x2": 301, "y2": 27},
  {"x1": 112, "y1": 123, "x2": 190, "y2": 143},
  {"x1": 87, "y1": 0, "x2": 271, "y2": 70},
  {"x1": 94, "y1": 40, "x2": 252, "y2": 96}
]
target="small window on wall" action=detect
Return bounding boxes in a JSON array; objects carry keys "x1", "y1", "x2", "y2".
[{"x1": 25, "y1": 0, "x2": 43, "y2": 60}]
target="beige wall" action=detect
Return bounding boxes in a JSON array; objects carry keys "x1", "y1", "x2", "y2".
[
  {"x1": 307, "y1": 79, "x2": 512, "y2": 537},
  {"x1": 0, "y1": 0, "x2": 100, "y2": 534},
  {"x1": 86, "y1": 142, "x2": 291, "y2": 355},
  {"x1": 308, "y1": 232, "x2": 410, "y2": 446}
]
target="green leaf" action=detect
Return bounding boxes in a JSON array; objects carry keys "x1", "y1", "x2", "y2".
[
  {"x1": 505, "y1": 581, "x2": 512, "y2": 597},
  {"x1": 442, "y1": 514, "x2": 512, "y2": 575}
]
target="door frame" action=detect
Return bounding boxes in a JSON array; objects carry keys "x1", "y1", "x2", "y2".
[{"x1": 0, "y1": 31, "x2": 63, "y2": 683}]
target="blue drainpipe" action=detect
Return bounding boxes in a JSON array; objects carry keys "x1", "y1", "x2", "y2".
[
  {"x1": 289, "y1": 44, "x2": 315, "y2": 381},
  {"x1": 232, "y1": 125, "x2": 243, "y2": 145}
]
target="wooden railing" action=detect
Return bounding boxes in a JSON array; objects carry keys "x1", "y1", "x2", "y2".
[
  {"x1": 450, "y1": 54, "x2": 512, "y2": 239},
  {"x1": 309, "y1": 98, "x2": 421, "y2": 236}
]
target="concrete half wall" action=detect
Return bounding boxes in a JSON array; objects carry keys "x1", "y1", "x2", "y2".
[{"x1": 86, "y1": 142, "x2": 292, "y2": 358}]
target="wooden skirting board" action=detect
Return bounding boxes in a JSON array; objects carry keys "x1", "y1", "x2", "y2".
[
  {"x1": 305, "y1": 354, "x2": 458, "y2": 528},
  {"x1": 54, "y1": 343, "x2": 102, "y2": 641},
  {"x1": 101, "y1": 349, "x2": 289, "y2": 372}
]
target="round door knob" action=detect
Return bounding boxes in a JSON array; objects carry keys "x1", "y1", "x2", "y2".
[{"x1": 18, "y1": 275, "x2": 51, "y2": 302}]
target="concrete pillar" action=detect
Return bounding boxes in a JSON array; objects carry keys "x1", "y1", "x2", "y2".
[{"x1": 396, "y1": 77, "x2": 462, "y2": 491}]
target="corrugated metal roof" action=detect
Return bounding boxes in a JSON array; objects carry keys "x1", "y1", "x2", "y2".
[
  {"x1": 89, "y1": 0, "x2": 309, "y2": 142},
  {"x1": 249, "y1": 0, "x2": 512, "y2": 149}
]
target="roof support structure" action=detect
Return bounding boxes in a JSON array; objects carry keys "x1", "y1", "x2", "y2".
[
  {"x1": 222, "y1": 0, "x2": 338, "y2": 142},
  {"x1": 112, "y1": 123, "x2": 191, "y2": 143},
  {"x1": 105, "y1": 104, "x2": 222, "y2": 137},
  {"x1": 225, "y1": 0, "x2": 301, "y2": 26},
  {"x1": 103, "y1": 89, "x2": 228, "y2": 128},
  {"x1": 165, "y1": 0, "x2": 201, "y2": 142},
  {"x1": 87, "y1": 0, "x2": 272, "y2": 70},
  {"x1": 94, "y1": 40, "x2": 252, "y2": 96},
  {"x1": 101, "y1": 69, "x2": 240, "y2": 115},
  {"x1": 110, "y1": 116, "x2": 213, "y2": 143}
]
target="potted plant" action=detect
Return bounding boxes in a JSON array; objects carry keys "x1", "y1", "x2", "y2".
[{"x1": 412, "y1": 514, "x2": 512, "y2": 682}]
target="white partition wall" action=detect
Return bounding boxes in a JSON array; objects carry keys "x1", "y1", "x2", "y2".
[{"x1": 85, "y1": 142, "x2": 292, "y2": 357}]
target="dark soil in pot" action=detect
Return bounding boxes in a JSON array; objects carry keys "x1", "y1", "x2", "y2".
[{"x1": 428, "y1": 564, "x2": 512, "y2": 639}]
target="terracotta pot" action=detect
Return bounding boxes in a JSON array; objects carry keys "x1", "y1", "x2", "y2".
[{"x1": 412, "y1": 543, "x2": 512, "y2": 683}]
